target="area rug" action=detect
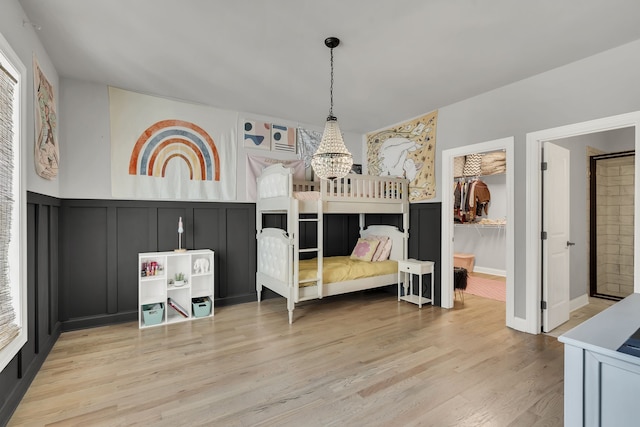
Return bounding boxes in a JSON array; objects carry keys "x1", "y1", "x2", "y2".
[{"x1": 464, "y1": 275, "x2": 506, "y2": 302}]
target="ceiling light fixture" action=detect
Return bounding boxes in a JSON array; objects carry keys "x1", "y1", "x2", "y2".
[{"x1": 311, "y1": 37, "x2": 353, "y2": 180}]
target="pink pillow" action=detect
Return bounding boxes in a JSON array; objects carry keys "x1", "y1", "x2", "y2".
[
  {"x1": 350, "y1": 238, "x2": 380, "y2": 262},
  {"x1": 373, "y1": 237, "x2": 393, "y2": 261}
]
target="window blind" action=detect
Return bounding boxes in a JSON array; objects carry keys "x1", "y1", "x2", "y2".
[{"x1": 0, "y1": 64, "x2": 19, "y2": 351}]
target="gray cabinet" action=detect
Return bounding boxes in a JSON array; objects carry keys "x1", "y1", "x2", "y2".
[{"x1": 559, "y1": 293, "x2": 640, "y2": 426}]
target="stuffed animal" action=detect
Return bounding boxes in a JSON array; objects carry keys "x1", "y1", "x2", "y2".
[{"x1": 193, "y1": 258, "x2": 210, "y2": 274}]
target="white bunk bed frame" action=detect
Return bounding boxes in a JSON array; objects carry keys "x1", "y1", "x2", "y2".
[{"x1": 255, "y1": 163, "x2": 410, "y2": 323}]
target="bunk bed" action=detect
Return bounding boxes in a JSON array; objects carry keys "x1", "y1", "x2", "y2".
[{"x1": 255, "y1": 163, "x2": 410, "y2": 323}]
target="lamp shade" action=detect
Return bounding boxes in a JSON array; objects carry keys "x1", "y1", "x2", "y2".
[{"x1": 311, "y1": 117, "x2": 353, "y2": 180}]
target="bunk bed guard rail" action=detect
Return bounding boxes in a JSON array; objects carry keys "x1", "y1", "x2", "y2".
[{"x1": 318, "y1": 174, "x2": 407, "y2": 201}]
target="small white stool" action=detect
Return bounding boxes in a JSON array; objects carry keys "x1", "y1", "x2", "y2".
[{"x1": 397, "y1": 259, "x2": 435, "y2": 308}]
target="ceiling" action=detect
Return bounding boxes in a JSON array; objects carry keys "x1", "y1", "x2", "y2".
[{"x1": 18, "y1": 0, "x2": 640, "y2": 134}]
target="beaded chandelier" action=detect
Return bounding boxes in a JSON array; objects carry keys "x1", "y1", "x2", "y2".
[{"x1": 311, "y1": 37, "x2": 353, "y2": 180}]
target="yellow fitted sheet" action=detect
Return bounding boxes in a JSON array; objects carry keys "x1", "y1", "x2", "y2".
[{"x1": 298, "y1": 256, "x2": 398, "y2": 286}]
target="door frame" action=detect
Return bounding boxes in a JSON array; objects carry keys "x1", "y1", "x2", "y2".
[
  {"x1": 440, "y1": 137, "x2": 515, "y2": 328},
  {"x1": 525, "y1": 111, "x2": 640, "y2": 334}
]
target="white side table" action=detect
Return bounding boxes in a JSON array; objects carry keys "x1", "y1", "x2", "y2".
[{"x1": 398, "y1": 259, "x2": 434, "y2": 308}]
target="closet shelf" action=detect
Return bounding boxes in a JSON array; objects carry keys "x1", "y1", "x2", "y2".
[
  {"x1": 454, "y1": 171, "x2": 506, "y2": 180},
  {"x1": 454, "y1": 223, "x2": 505, "y2": 228}
]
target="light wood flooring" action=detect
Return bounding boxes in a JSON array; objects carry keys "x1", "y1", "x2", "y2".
[
  {"x1": 10, "y1": 291, "x2": 565, "y2": 426},
  {"x1": 465, "y1": 272, "x2": 613, "y2": 338},
  {"x1": 544, "y1": 297, "x2": 616, "y2": 338}
]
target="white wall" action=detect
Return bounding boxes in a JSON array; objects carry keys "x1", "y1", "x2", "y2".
[
  {"x1": 435, "y1": 39, "x2": 640, "y2": 317},
  {"x1": 1, "y1": 0, "x2": 60, "y2": 197},
  {"x1": 59, "y1": 79, "x2": 362, "y2": 200}
]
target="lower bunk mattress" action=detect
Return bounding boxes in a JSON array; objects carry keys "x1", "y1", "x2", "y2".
[{"x1": 298, "y1": 256, "x2": 398, "y2": 286}]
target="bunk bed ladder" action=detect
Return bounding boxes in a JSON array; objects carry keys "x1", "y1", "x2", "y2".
[
  {"x1": 296, "y1": 209, "x2": 323, "y2": 298},
  {"x1": 292, "y1": 197, "x2": 324, "y2": 300}
]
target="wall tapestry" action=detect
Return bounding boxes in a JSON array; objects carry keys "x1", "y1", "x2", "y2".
[
  {"x1": 246, "y1": 155, "x2": 304, "y2": 201},
  {"x1": 110, "y1": 87, "x2": 237, "y2": 200},
  {"x1": 296, "y1": 127, "x2": 322, "y2": 168},
  {"x1": 243, "y1": 119, "x2": 271, "y2": 150},
  {"x1": 366, "y1": 110, "x2": 437, "y2": 202},
  {"x1": 33, "y1": 55, "x2": 59, "y2": 180}
]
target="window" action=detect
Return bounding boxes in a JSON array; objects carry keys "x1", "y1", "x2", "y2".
[{"x1": 0, "y1": 32, "x2": 26, "y2": 371}]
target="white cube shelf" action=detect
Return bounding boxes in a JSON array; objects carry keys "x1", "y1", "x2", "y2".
[{"x1": 138, "y1": 249, "x2": 214, "y2": 328}]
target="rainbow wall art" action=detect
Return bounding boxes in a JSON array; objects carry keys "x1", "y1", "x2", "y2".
[
  {"x1": 129, "y1": 119, "x2": 220, "y2": 181},
  {"x1": 109, "y1": 87, "x2": 237, "y2": 200}
]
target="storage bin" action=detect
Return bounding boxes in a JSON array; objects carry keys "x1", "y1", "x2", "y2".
[
  {"x1": 142, "y1": 302, "x2": 164, "y2": 326},
  {"x1": 454, "y1": 253, "x2": 475, "y2": 272},
  {"x1": 192, "y1": 297, "x2": 212, "y2": 318}
]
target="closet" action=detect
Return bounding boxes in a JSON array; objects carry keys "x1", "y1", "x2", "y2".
[{"x1": 453, "y1": 151, "x2": 507, "y2": 277}]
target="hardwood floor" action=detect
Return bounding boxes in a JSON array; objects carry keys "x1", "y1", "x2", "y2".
[
  {"x1": 544, "y1": 297, "x2": 616, "y2": 338},
  {"x1": 9, "y1": 291, "x2": 564, "y2": 426},
  {"x1": 466, "y1": 272, "x2": 612, "y2": 338}
]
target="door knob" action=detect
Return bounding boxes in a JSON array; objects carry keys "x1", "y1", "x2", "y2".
[{"x1": 567, "y1": 241, "x2": 576, "y2": 247}]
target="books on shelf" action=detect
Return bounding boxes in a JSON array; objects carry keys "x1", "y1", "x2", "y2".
[{"x1": 167, "y1": 297, "x2": 189, "y2": 318}]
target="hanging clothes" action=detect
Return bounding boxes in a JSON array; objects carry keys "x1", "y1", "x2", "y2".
[
  {"x1": 453, "y1": 181, "x2": 463, "y2": 222},
  {"x1": 453, "y1": 178, "x2": 491, "y2": 223},
  {"x1": 474, "y1": 180, "x2": 491, "y2": 216}
]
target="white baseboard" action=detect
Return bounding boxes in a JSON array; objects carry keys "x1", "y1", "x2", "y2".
[
  {"x1": 570, "y1": 294, "x2": 589, "y2": 312},
  {"x1": 473, "y1": 266, "x2": 506, "y2": 277}
]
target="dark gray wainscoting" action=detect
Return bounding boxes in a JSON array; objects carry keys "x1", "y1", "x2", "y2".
[
  {"x1": 0, "y1": 193, "x2": 61, "y2": 427},
  {"x1": 59, "y1": 199, "x2": 257, "y2": 331},
  {"x1": 408, "y1": 203, "x2": 442, "y2": 306}
]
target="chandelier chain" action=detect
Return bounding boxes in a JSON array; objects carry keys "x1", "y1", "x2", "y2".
[{"x1": 329, "y1": 47, "x2": 334, "y2": 117}]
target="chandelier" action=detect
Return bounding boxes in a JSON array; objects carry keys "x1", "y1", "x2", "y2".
[{"x1": 311, "y1": 37, "x2": 353, "y2": 180}]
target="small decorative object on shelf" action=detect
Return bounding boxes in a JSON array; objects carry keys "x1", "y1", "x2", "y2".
[
  {"x1": 175, "y1": 216, "x2": 186, "y2": 252},
  {"x1": 193, "y1": 258, "x2": 210, "y2": 274},
  {"x1": 141, "y1": 260, "x2": 163, "y2": 277},
  {"x1": 173, "y1": 272, "x2": 186, "y2": 287}
]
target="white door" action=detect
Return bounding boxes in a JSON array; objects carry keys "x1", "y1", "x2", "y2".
[{"x1": 542, "y1": 142, "x2": 571, "y2": 332}]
